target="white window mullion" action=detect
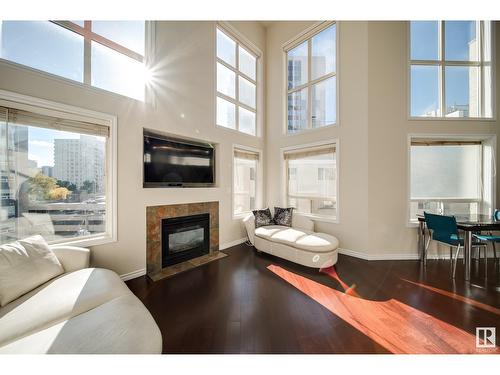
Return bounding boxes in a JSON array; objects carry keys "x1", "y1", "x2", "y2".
[
  {"x1": 440, "y1": 21, "x2": 446, "y2": 117},
  {"x1": 83, "y1": 21, "x2": 92, "y2": 85},
  {"x1": 235, "y1": 42, "x2": 240, "y2": 132},
  {"x1": 307, "y1": 39, "x2": 313, "y2": 130},
  {"x1": 479, "y1": 21, "x2": 485, "y2": 117}
]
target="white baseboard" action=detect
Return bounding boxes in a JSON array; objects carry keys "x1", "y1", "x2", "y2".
[
  {"x1": 339, "y1": 247, "x2": 496, "y2": 261},
  {"x1": 338, "y1": 248, "x2": 420, "y2": 261},
  {"x1": 220, "y1": 237, "x2": 247, "y2": 250},
  {"x1": 120, "y1": 268, "x2": 146, "y2": 281}
]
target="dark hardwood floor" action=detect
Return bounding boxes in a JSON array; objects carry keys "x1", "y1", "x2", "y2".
[{"x1": 126, "y1": 244, "x2": 500, "y2": 354}]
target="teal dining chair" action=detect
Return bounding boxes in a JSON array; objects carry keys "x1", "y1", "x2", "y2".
[
  {"x1": 423, "y1": 212, "x2": 486, "y2": 279},
  {"x1": 472, "y1": 225, "x2": 500, "y2": 280}
]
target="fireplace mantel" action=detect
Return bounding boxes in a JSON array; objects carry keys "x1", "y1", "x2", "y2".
[{"x1": 146, "y1": 201, "x2": 222, "y2": 280}]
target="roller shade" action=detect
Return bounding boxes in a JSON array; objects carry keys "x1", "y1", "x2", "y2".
[
  {"x1": 284, "y1": 144, "x2": 335, "y2": 160},
  {"x1": 411, "y1": 139, "x2": 482, "y2": 146},
  {"x1": 234, "y1": 149, "x2": 259, "y2": 161},
  {"x1": 0, "y1": 106, "x2": 110, "y2": 138},
  {"x1": 0, "y1": 106, "x2": 7, "y2": 123}
]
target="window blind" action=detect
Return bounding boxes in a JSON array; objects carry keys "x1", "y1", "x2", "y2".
[
  {"x1": 0, "y1": 106, "x2": 110, "y2": 138},
  {"x1": 234, "y1": 149, "x2": 259, "y2": 161},
  {"x1": 284, "y1": 144, "x2": 335, "y2": 160},
  {"x1": 411, "y1": 139, "x2": 482, "y2": 146}
]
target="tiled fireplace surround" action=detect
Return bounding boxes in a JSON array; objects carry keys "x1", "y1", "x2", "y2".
[{"x1": 146, "y1": 201, "x2": 222, "y2": 280}]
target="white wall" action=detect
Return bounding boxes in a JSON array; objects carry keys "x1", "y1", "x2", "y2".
[
  {"x1": 265, "y1": 21, "x2": 500, "y2": 259},
  {"x1": 266, "y1": 21, "x2": 371, "y2": 256},
  {"x1": 0, "y1": 21, "x2": 266, "y2": 276}
]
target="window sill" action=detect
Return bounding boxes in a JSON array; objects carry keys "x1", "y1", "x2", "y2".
[
  {"x1": 215, "y1": 124, "x2": 260, "y2": 138},
  {"x1": 298, "y1": 213, "x2": 338, "y2": 224},
  {"x1": 233, "y1": 211, "x2": 253, "y2": 220},
  {"x1": 285, "y1": 123, "x2": 338, "y2": 137},
  {"x1": 407, "y1": 220, "x2": 420, "y2": 228},
  {"x1": 47, "y1": 233, "x2": 116, "y2": 249},
  {"x1": 0, "y1": 58, "x2": 146, "y2": 103},
  {"x1": 408, "y1": 116, "x2": 496, "y2": 122}
]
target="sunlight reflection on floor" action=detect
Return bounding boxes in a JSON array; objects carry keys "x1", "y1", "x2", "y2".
[
  {"x1": 268, "y1": 264, "x2": 499, "y2": 354},
  {"x1": 401, "y1": 278, "x2": 500, "y2": 316}
]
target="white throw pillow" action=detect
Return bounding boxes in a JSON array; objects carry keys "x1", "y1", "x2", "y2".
[{"x1": 0, "y1": 235, "x2": 64, "y2": 307}]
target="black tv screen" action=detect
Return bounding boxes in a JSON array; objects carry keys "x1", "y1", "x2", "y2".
[{"x1": 143, "y1": 131, "x2": 215, "y2": 187}]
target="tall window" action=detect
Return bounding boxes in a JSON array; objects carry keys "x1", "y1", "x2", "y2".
[
  {"x1": 410, "y1": 21, "x2": 493, "y2": 118},
  {"x1": 284, "y1": 144, "x2": 337, "y2": 219},
  {"x1": 0, "y1": 104, "x2": 112, "y2": 246},
  {"x1": 0, "y1": 21, "x2": 147, "y2": 100},
  {"x1": 409, "y1": 139, "x2": 488, "y2": 221},
  {"x1": 216, "y1": 27, "x2": 258, "y2": 136},
  {"x1": 233, "y1": 148, "x2": 259, "y2": 215},
  {"x1": 286, "y1": 23, "x2": 337, "y2": 134}
]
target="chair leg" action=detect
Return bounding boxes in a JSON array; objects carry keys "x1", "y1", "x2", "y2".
[
  {"x1": 492, "y1": 241, "x2": 498, "y2": 261},
  {"x1": 452, "y1": 245, "x2": 461, "y2": 279},
  {"x1": 484, "y1": 245, "x2": 488, "y2": 280}
]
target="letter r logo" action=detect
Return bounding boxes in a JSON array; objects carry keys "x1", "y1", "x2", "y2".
[{"x1": 476, "y1": 327, "x2": 496, "y2": 348}]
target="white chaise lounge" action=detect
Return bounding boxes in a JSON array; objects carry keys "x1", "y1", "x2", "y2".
[
  {"x1": 0, "y1": 238, "x2": 162, "y2": 354},
  {"x1": 243, "y1": 213, "x2": 339, "y2": 268}
]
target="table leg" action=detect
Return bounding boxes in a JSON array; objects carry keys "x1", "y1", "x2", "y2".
[
  {"x1": 418, "y1": 220, "x2": 424, "y2": 263},
  {"x1": 464, "y1": 230, "x2": 472, "y2": 281}
]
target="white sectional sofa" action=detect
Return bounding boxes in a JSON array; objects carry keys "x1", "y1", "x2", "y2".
[
  {"x1": 243, "y1": 213, "x2": 339, "y2": 268},
  {"x1": 0, "y1": 243, "x2": 162, "y2": 354}
]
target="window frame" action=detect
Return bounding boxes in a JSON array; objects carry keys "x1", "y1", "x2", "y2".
[
  {"x1": 232, "y1": 144, "x2": 263, "y2": 219},
  {"x1": 406, "y1": 133, "x2": 497, "y2": 226},
  {"x1": 408, "y1": 21, "x2": 496, "y2": 121},
  {"x1": 215, "y1": 23, "x2": 261, "y2": 137},
  {"x1": 281, "y1": 139, "x2": 340, "y2": 223},
  {"x1": 0, "y1": 20, "x2": 154, "y2": 101},
  {"x1": 283, "y1": 21, "x2": 339, "y2": 135},
  {"x1": 0, "y1": 88, "x2": 117, "y2": 247}
]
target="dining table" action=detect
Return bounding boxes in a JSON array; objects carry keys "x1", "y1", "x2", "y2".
[{"x1": 417, "y1": 213, "x2": 500, "y2": 283}]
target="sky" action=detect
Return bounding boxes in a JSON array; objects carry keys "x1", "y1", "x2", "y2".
[
  {"x1": 27, "y1": 127, "x2": 79, "y2": 168},
  {"x1": 410, "y1": 21, "x2": 479, "y2": 117}
]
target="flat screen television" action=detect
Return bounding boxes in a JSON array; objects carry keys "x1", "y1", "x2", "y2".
[{"x1": 143, "y1": 130, "x2": 215, "y2": 187}]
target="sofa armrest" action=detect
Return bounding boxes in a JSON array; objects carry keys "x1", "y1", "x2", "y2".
[
  {"x1": 242, "y1": 213, "x2": 256, "y2": 245},
  {"x1": 49, "y1": 245, "x2": 90, "y2": 273}
]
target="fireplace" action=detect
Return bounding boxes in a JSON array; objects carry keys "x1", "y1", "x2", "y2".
[
  {"x1": 147, "y1": 201, "x2": 221, "y2": 280},
  {"x1": 162, "y1": 213, "x2": 210, "y2": 267}
]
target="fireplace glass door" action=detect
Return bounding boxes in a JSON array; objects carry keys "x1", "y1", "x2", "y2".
[{"x1": 162, "y1": 213, "x2": 210, "y2": 267}]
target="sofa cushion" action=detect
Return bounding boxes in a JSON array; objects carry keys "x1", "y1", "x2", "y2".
[
  {"x1": 254, "y1": 225, "x2": 288, "y2": 240},
  {"x1": 273, "y1": 207, "x2": 294, "y2": 227},
  {"x1": 294, "y1": 232, "x2": 339, "y2": 253},
  {"x1": 0, "y1": 268, "x2": 130, "y2": 348},
  {"x1": 0, "y1": 294, "x2": 162, "y2": 354},
  {"x1": 252, "y1": 208, "x2": 275, "y2": 228},
  {"x1": 0, "y1": 235, "x2": 64, "y2": 307}
]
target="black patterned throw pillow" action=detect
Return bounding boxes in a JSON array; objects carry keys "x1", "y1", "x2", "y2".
[
  {"x1": 273, "y1": 207, "x2": 294, "y2": 227},
  {"x1": 252, "y1": 208, "x2": 275, "y2": 228}
]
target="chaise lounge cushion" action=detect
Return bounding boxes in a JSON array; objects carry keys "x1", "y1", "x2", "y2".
[
  {"x1": 295, "y1": 232, "x2": 339, "y2": 253},
  {"x1": 254, "y1": 225, "x2": 337, "y2": 252},
  {"x1": 254, "y1": 225, "x2": 288, "y2": 240},
  {"x1": 270, "y1": 227, "x2": 313, "y2": 245}
]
